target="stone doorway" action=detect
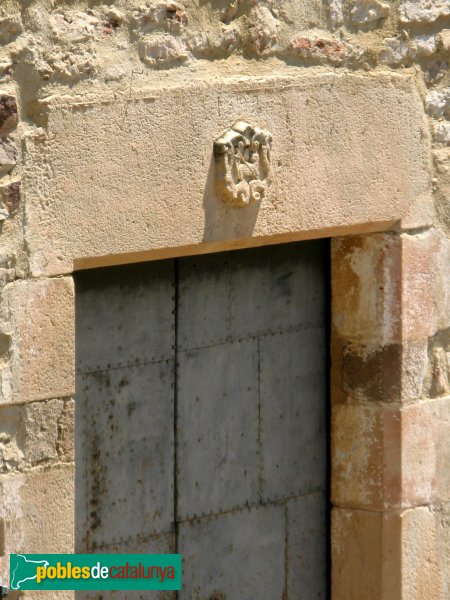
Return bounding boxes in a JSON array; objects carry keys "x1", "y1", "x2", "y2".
[{"x1": 75, "y1": 239, "x2": 329, "y2": 599}]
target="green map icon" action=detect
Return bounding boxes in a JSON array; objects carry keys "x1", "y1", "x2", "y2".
[{"x1": 10, "y1": 555, "x2": 49, "y2": 590}]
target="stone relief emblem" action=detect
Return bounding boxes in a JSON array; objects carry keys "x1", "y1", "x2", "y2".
[{"x1": 213, "y1": 120, "x2": 273, "y2": 207}]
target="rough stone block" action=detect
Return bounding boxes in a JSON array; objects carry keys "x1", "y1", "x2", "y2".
[
  {"x1": 260, "y1": 328, "x2": 327, "y2": 502},
  {"x1": 0, "y1": 465, "x2": 74, "y2": 587},
  {"x1": 334, "y1": 338, "x2": 428, "y2": 404},
  {"x1": 286, "y1": 492, "x2": 328, "y2": 599},
  {"x1": 332, "y1": 508, "x2": 398, "y2": 600},
  {"x1": 178, "y1": 506, "x2": 285, "y2": 599},
  {"x1": 401, "y1": 507, "x2": 447, "y2": 600},
  {"x1": 22, "y1": 71, "x2": 429, "y2": 276},
  {"x1": 75, "y1": 261, "x2": 174, "y2": 373},
  {"x1": 401, "y1": 230, "x2": 450, "y2": 337},
  {"x1": 332, "y1": 398, "x2": 450, "y2": 510},
  {"x1": 2, "y1": 277, "x2": 74, "y2": 404},
  {"x1": 332, "y1": 233, "x2": 402, "y2": 345},
  {"x1": 177, "y1": 340, "x2": 259, "y2": 519},
  {"x1": 0, "y1": 94, "x2": 18, "y2": 137},
  {"x1": 76, "y1": 362, "x2": 174, "y2": 550},
  {"x1": 332, "y1": 229, "x2": 450, "y2": 346},
  {"x1": 0, "y1": 398, "x2": 73, "y2": 473}
]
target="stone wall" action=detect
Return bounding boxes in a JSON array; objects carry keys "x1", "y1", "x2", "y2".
[{"x1": 0, "y1": 0, "x2": 449, "y2": 598}]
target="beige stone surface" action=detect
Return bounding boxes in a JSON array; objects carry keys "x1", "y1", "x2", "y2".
[
  {"x1": 332, "y1": 506, "x2": 447, "y2": 600},
  {"x1": 1, "y1": 277, "x2": 74, "y2": 404},
  {"x1": 0, "y1": 464, "x2": 74, "y2": 586},
  {"x1": 0, "y1": 398, "x2": 74, "y2": 473},
  {"x1": 401, "y1": 506, "x2": 448, "y2": 600},
  {"x1": 0, "y1": 0, "x2": 448, "y2": 596},
  {"x1": 332, "y1": 398, "x2": 450, "y2": 510},
  {"x1": 332, "y1": 508, "x2": 400, "y2": 600},
  {"x1": 332, "y1": 233, "x2": 403, "y2": 345},
  {"x1": 401, "y1": 230, "x2": 450, "y2": 337},
  {"x1": 332, "y1": 337, "x2": 428, "y2": 404},
  {"x1": 23, "y1": 70, "x2": 430, "y2": 276},
  {"x1": 332, "y1": 230, "x2": 450, "y2": 346}
]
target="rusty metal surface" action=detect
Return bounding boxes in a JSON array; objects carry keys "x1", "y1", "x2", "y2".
[{"x1": 75, "y1": 240, "x2": 329, "y2": 599}]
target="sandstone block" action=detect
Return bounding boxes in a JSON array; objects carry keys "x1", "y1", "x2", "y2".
[
  {"x1": 2, "y1": 277, "x2": 74, "y2": 404},
  {"x1": 333, "y1": 338, "x2": 428, "y2": 404},
  {"x1": 332, "y1": 506, "x2": 447, "y2": 600},
  {"x1": 0, "y1": 398, "x2": 72, "y2": 472},
  {"x1": 332, "y1": 398, "x2": 450, "y2": 510},
  {"x1": 0, "y1": 465, "x2": 74, "y2": 586},
  {"x1": 332, "y1": 233, "x2": 402, "y2": 345},
  {"x1": 22, "y1": 70, "x2": 429, "y2": 276},
  {"x1": 332, "y1": 229, "x2": 450, "y2": 345}
]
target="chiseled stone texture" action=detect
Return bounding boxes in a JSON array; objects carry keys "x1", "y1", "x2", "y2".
[
  {"x1": 333, "y1": 337, "x2": 428, "y2": 404},
  {"x1": 0, "y1": 277, "x2": 74, "y2": 404},
  {"x1": 332, "y1": 398, "x2": 450, "y2": 510},
  {"x1": 332, "y1": 506, "x2": 447, "y2": 600},
  {"x1": 23, "y1": 70, "x2": 429, "y2": 276},
  {"x1": 332, "y1": 229, "x2": 450, "y2": 346},
  {"x1": 0, "y1": 465, "x2": 74, "y2": 588},
  {"x1": 0, "y1": 398, "x2": 74, "y2": 473}
]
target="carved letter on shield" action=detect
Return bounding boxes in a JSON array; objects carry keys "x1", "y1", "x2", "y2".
[{"x1": 213, "y1": 121, "x2": 273, "y2": 207}]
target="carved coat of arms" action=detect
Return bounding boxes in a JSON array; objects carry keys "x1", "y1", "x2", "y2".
[{"x1": 213, "y1": 121, "x2": 273, "y2": 207}]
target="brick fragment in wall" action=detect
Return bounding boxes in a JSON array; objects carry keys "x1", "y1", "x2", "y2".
[
  {"x1": 350, "y1": 0, "x2": 390, "y2": 25},
  {"x1": 289, "y1": 32, "x2": 348, "y2": 63},
  {"x1": 0, "y1": 95, "x2": 18, "y2": 137},
  {"x1": 0, "y1": 181, "x2": 20, "y2": 217}
]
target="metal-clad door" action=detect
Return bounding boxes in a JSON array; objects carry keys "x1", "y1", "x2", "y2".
[{"x1": 75, "y1": 240, "x2": 329, "y2": 599}]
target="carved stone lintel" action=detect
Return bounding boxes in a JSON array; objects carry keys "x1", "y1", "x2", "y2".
[{"x1": 213, "y1": 120, "x2": 273, "y2": 207}]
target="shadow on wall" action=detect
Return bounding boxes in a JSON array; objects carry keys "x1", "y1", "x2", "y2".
[{"x1": 202, "y1": 153, "x2": 261, "y2": 242}]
